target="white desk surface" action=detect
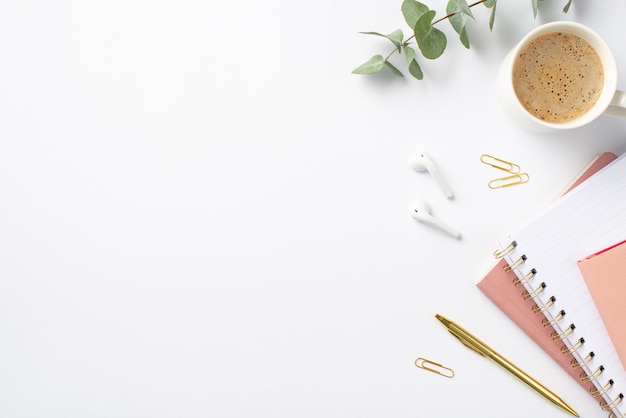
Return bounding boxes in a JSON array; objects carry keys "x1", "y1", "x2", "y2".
[{"x1": 1, "y1": 1, "x2": 625, "y2": 417}]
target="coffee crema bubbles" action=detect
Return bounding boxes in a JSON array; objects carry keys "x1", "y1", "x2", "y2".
[{"x1": 512, "y1": 32, "x2": 604, "y2": 123}]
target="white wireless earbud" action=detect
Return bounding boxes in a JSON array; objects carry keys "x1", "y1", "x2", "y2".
[
  {"x1": 410, "y1": 198, "x2": 461, "y2": 239},
  {"x1": 409, "y1": 152, "x2": 453, "y2": 199}
]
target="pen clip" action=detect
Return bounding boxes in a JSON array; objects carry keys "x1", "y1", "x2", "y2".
[{"x1": 448, "y1": 330, "x2": 485, "y2": 357}]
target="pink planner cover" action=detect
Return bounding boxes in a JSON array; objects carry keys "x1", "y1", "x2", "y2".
[
  {"x1": 578, "y1": 239, "x2": 626, "y2": 370},
  {"x1": 476, "y1": 151, "x2": 618, "y2": 402}
]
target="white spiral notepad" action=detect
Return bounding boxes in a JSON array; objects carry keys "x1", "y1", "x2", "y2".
[{"x1": 494, "y1": 153, "x2": 626, "y2": 418}]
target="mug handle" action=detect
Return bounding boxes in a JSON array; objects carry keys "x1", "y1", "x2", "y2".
[{"x1": 605, "y1": 90, "x2": 626, "y2": 118}]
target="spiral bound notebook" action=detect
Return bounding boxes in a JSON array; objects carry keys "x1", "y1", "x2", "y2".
[
  {"x1": 484, "y1": 152, "x2": 626, "y2": 418},
  {"x1": 477, "y1": 152, "x2": 618, "y2": 409}
]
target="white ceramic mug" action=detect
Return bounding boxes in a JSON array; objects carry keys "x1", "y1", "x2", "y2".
[{"x1": 498, "y1": 21, "x2": 626, "y2": 132}]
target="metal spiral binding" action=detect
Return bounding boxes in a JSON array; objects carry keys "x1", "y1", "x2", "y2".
[
  {"x1": 608, "y1": 407, "x2": 626, "y2": 418},
  {"x1": 590, "y1": 379, "x2": 614, "y2": 397},
  {"x1": 561, "y1": 337, "x2": 585, "y2": 354},
  {"x1": 532, "y1": 295, "x2": 556, "y2": 314},
  {"x1": 608, "y1": 411, "x2": 626, "y2": 418},
  {"x1": 571, "y1": 351, "x2": 594, "y2": 369},
  {"x1": 522, "y1": 282, "x2": 546, "y2": 300},
  {"x1": 542, "y1": 310, "x2": 566, "y2": 327},
  {"x1": 513, "y1": 268, "x2": 536, "y2": 286},
  {"x1": 504, "y1": 254, "x2": 527, "y2": 272},
  {"x1": 493, "y1": 241, "x2": 516, "y2": 259},
  {"x1": 601, "y1": 393, "x2": 624, "y2": 411},
  {"x1": 551, "y1": 324, "x2": 575, "y2": 341},
  {"x1": 581, "y1": 365, "x2": 605, "y2": 382}
]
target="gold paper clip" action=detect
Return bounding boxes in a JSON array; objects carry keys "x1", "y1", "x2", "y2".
[
  {"x1": 414, "y1": 357, "x2": 454, "y2": 378},
  {"x1": 488, "y1": 173, "x2": 530, "y2": 189},
  {"x1": 480, "y1": 154, "x2": 521, "y2": 174}
]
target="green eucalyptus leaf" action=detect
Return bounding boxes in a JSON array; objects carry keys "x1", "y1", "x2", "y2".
[
  {"x1": 401, "y1": 0, "x2": 429, "y2": 29},
  {"x1": 563, "y1": 0, "x2": 572, "y2": 12},
  {"x1": 447, "y1": 0, "x2": 473, "y2": 48},
  {"x1": 459, "y1": 27, "x2": 470, "y2": 48},
  {"x1": 487, "y1": 0, "x2": 497, "y2": 30},
  {"x1": 532, "y1": 0, "x2": 538, "y2": 17},
  {"x1": 447, "y1": 13, "x2": 464, "y2": 36},
  {"x1": 405, "y1": 45, "x2": 415, "y2": 62},
  {"x1": 446, "y1": 0, "x2": 474, "y2": 34},
  {"x1": 387, "y1": 29, "x2": 404, "y2": 49},
  {"x1": 483, "y1": 0, "x2": 496, "y2": 7},
  {"x1": 414, "y1": 10, "x2": 447, "y2": 59},
  {"x1": 352, "y1": 55, "x2": 385, "y2": 74},
  {"x1": 384, "y1": 61, "x2": 404, "y2": 77},
  {"x1": 405, "y1": 46, "x2": 423, "y2": 79},
  {"x1": 408, "y1": 59, "x2": 424, "y2": 80},
  {"x1": 359, "y1": 30, "x2": 404, "y2": 51}
]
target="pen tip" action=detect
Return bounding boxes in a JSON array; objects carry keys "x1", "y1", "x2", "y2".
[{"x1": 564, "y1": 403, "x2": 578, "y2": 417}]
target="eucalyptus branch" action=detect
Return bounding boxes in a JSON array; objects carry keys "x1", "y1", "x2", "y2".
[
  {"x1": 383, "y1": 0, "x2": 487, "y2": 63},
  {"x1": 353, "y1": 0, "x2": 573, "y2": 80}
]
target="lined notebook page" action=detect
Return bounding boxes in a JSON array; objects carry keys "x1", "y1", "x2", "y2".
[{"x1": 496, "y1": 153, "x2": 626, "y2": 416}]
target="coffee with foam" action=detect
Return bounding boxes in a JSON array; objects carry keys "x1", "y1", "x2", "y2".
[{"x1": 512, "y1": 32, "x2": 604, "y2": 123}]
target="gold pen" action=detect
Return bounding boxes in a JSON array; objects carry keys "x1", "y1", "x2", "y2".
[{"x1": 436, "y1": 313, "x2": 579, "y2": 417}]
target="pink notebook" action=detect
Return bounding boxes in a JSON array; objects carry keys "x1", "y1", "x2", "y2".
[
  {"x1": 578, "y1": 239, "x2": 626, "y2": 370},
  {"x1": 476, "y1": 151, "x2": 618, "y2": 404}
]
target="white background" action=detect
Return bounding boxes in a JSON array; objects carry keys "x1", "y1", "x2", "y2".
[{"x1": 1, "y1": 1, "x2": 625, "y2": 417}]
